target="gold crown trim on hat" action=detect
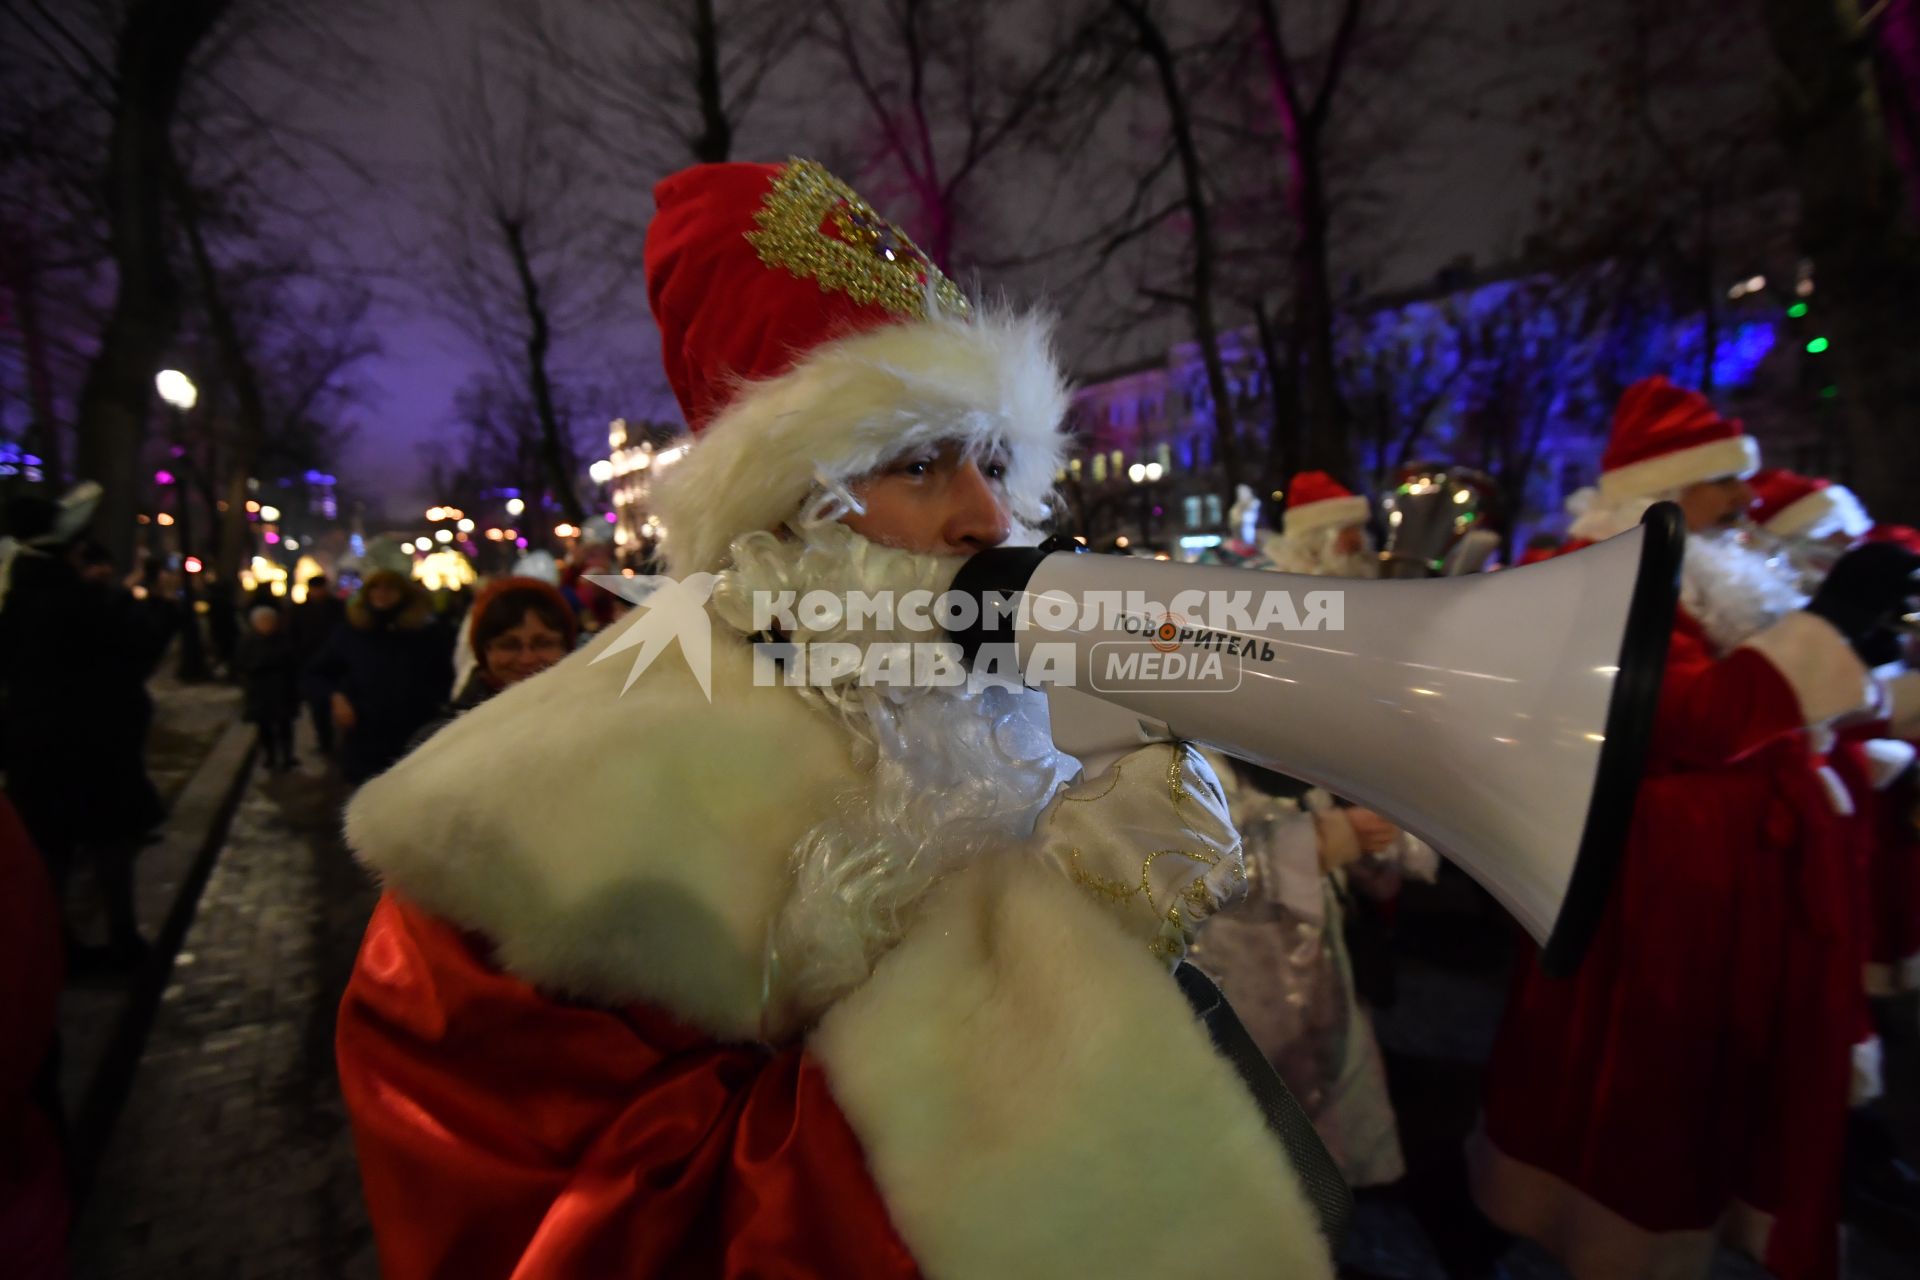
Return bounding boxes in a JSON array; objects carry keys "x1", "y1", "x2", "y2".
[{"x1": 744, "y1": 158, "x2": 971, "y2": 321}]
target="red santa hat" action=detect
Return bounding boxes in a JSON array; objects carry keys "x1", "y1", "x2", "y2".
[
  {"x1": 1865, "y1": 523, "x2": 1920, "y2": 554},
  {"x1": 643, "y1": 159, "x2": 1066, "y2": 574},
  {"x1": 1748, "y1": 468, "x2": 1872, "y2": 540},
  {"x1": 1597, "y1": 376, "x2": 1760, "y2": 503},
  {"x1": 1281, "y1": 471, "x2": 1370, "y2": 537}
]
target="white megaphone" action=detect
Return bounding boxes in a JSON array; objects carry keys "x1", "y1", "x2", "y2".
[{"x1": 948, "y1": 504, "x2": 1684, "y2": 976}]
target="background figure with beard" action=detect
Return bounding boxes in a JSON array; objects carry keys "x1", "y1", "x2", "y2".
[
  {"x1": 1752, "y1": 477, "x2": 1920, "y2": 1224},
  {"x1": 1263, "y1": 470, "x2": 1380, "y2": 577},
  {"x1": 1193, "y1": 472, "x2": 1436, "y2": 1190},
  {"x1": 1749, "y1": 469, "x2": 1874, "y2": 594},
  {"x1": 0, "y1": 484, "x2": 172, "y2": 969},
  {"x1": 334, "y1": 159, "x2": 1335, "y2": 1280},
  {"x1": 289, "y1": 574, "x2": 344, "y2": 757},
  {"x1": 304, "y1": 568, "x2": 451, "y2": 785},
  {"x1": 234, "y1": 604, "x2": 299, "y2": 772},
  {"x1": 1472, "y1": 376, "x2": 1920, "y2": 1280}
]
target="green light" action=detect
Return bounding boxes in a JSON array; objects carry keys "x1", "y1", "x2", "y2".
[
  {"x1": 1806, "y1": 337, "x2": 1830, "y2": 354},
  {"x1": 1820, "y1": 385, "x2": 1839, "y2": 399},
  {"x1": 1788, "y1": 302, "x2": 1808, "y2": 318}
]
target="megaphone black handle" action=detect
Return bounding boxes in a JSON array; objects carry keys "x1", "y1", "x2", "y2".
[
  {"x1": 948, "y1": 545, "x2": 1053, "y2": 668},
  {"x1": 1537, "y1": 501, "x2": 1685, "y2": 977}
]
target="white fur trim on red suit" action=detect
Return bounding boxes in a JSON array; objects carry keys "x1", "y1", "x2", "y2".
[
  {"x1": 1764, "y1": 484, "x2": 1871, "y2": 540},
  {"x1": 1283, "y1": 493, "x2": 1370, "y2": 537},
  {"x1": 811, "y1": 855, "x2": 1334, "y2": 1280},
  {"x1": 1468, "y1": 1129, "x2": 1741, "y2": 1280},
  {"x1": 1736, "y1": 610, "x2": 1875, "y2": 726},
  {"x1": 344, "y1": 609, "x2": 861, "y2": 1043},
  {"x1": 1599, "y1": 434, "x2": 1760, "y2": 503},
  {"x1": 652, "y1": 306, "x2": 1067, "y2": 576},
  {"x1": 1885, "y1": 669, "x2": 1920, "y2": 741},
  {"x1": 1862, "y1": 738, "x2": 1917, "y2": 789}
]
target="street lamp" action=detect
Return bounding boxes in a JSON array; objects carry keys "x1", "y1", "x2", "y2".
[
  {"x1": 259, "y1": 504, "x2": 281, "y2": 522},
  {"x1": 505, "y1": 496, "x2": 525, "y2": 516},
  {"x1": 589, "y1": 459, "x2": 614, "y2": 485},
  {"x1": 155, "y1": 369, "x2": 198, "y2": 411},
  {"x1": 154, "y1": 369, "x2": 210, "y2": 680}
]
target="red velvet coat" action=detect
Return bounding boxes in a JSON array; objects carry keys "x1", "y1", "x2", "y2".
[
  {"x1": 1474, "y1": 606, "x2": 1874, "y2": 1280},
  {"x1": 337, "y1": 894, "x2": 917, "y2": 1279}
]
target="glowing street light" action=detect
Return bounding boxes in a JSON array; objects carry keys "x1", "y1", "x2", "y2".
[
  {"x1": 259, "y1": 504, "x2": 281, "y2": 522},
  {"x1": 1143, "y1": 461, "x2": 1164, "y2": 482},
  {"x1": 155, "y1": 369, "x2": 198, "y2": 410},
  {"x1": 434, "y1": 528, "x2": 454, "y2": 544},
  {"x1": 426, "y1": 506, "x2": 445, "y2": 521},
  {"x1": 414, "y1": 536, "x2": 432, "y2": 552},
  {"x1": 505, "y1": 497, "x2": 525, "y2": 516},
  {"x1": 1127, "y1": 462, "x2": 1147, "y2": 483},
  {"x1": 457, "y1": 517, "x2": 475, "y2": 533},
  {"x1": 589, "y1": 459, "x2": 614, "y2": 485}
]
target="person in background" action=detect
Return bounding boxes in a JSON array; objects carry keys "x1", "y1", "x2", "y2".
[
  {"x1": 290, "y1": 574, "x2": 345, "y2": 758},
  {"x1": 234, "y1": 604, "x2": 300, "y2": 772},
  {"x1": 1, "y1": 483, "x2": 171, "y2": 970},
  {"x1": 409, "y1": 577, "x2": 579, "y2": 755},
  {"x1": 305, "y1": 569, "x2": 451, "y2": 785},
  {"x1": 1475, "y1": 377, "x2": 1919, "y2": 1280},
  {"x1": 201, "y1": 571, "x2": 240, "y2": 674}
]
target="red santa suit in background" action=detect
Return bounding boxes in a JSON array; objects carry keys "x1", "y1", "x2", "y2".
[
  {"x1": 1860, "y1": 524, "x2": 1920, "y2": 999},
  {"x1": 335, "y1": 160, "x2": 1334, "y2": 1279},
  {"x1": 1472, "y1": 377, "x2": 1903, "y2": 1280}
]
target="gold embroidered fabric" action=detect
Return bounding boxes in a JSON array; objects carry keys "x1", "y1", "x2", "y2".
[
  {"x1": 744, "y1": 159, "x2": 970, "y2": 320},
  {"x1": 1036, "y1": 743, "x2": 1246, "y2": 968}
]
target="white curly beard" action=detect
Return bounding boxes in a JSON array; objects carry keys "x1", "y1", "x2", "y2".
[
  {"x1": 1680, "y1": 526, "x2": 1807, "y2": 652},
  {"x1": 710, "y1": 523, "x2": 1075, "y2": 1038},
  {"x1": 1566, "y1": 490, "x2": 1805, "y2": 653},
  {"x1": 1262, "y1": 526, "x2": 1379, "y2": 580}
]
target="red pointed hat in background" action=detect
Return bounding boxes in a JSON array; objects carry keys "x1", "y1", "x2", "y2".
[
  {"x1": 1283, "y1": 471, "x2": 1370, "y2": 536},
  {"x1": 1598, "y1": 376, "x2": 1760, "y2": 502}
]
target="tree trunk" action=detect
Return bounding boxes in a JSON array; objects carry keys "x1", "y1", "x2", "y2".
[
  {"x1": 1763, "y1": 0, "x2": 1920, "y2": 523},
  {"x1": 1251, "y1": 297, "x2": 1297, "y2": 496},
  {"x1": 1253, "y1": 0, "x2": 1355, "y2": 484},
  {"x1": 71, "y1": 0, "x2": 230, "y2": 568},
  {"x1": 1873, "y1": 0, "x2": 1920, "y2": 222},
  {"x1": 501, "y1": 217, "x2": 586, "y2": 526},
  {"x1": 1119, "y1": 0, "x2": 1241, "y2": 485},
  {"x1": 1289, "y1": 144, "x2": 1351, "y2": 480},
  {"x1": 172, "y1": 171, "x2": 263, "y2": 582},
  {"x1": 691, "y1": 0, "x2": 732, "y2": 162}
]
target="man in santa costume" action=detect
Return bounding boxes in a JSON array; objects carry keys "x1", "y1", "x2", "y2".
[
  {"x1": 1749, "y1": 467, "x2": 1875, "y2": 593},
  {"x1": 1263, "y1": 470, "x2": 1378, "y2": 576},
  {"x1": 1471, "y1": 376, "x2": 1920, "y2": 1280},
  {"x1": 334, "y1": 160, "x2": 1334, "y2": 1278}
]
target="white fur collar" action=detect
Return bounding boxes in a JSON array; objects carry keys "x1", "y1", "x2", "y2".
[{"x1": 344, "y1": 606, "x2": 859, "y2": 1043}]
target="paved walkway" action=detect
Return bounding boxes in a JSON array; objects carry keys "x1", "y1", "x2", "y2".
[{"x1": 74, "y1": 723, "x2": 379, "y2": 1280}]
